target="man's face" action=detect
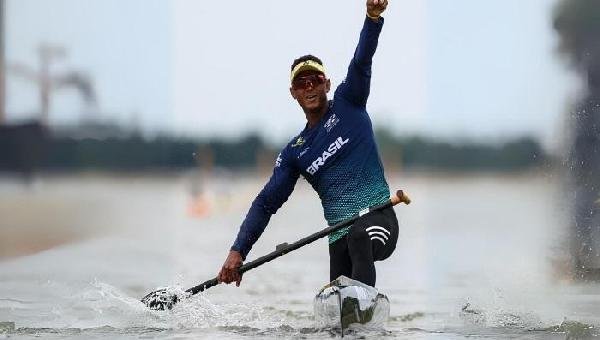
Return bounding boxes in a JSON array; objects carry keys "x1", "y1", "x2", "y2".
[{"x1": 289, "y1": 70, "x2": 331, "y2": 114}]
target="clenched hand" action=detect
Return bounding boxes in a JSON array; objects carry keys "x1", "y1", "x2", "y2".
[
  {"x1": 218, "y1": 250, "x2": 243, "y2": 287},
  {"x1": 367, "y1": 0, "x2": 388, "y2": 19}
]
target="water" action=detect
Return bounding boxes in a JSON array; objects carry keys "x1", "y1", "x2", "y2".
[{"x1": 1, "y1": 172, "x2": 599, "y2": 339}]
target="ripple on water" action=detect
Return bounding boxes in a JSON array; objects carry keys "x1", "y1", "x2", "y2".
[{"x1": 4, "y1": 280, "x2": 600, "y2": 339}]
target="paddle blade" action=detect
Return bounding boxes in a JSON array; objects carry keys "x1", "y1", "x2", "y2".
[{"x1": 141, "y1": 288, "x2": 179, "y2": 310}]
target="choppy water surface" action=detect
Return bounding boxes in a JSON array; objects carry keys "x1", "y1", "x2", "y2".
[{"x1": 1, "y1": 172, "x2": 599, "y2": 339}]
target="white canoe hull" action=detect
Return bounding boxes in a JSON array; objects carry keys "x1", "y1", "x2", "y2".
[{"x1": 313, "y1": 276, "x2": 390, "y2": 331}]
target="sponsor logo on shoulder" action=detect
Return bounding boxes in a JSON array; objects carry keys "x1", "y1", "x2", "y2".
[
  {"x1": 324, "y1": 113, "x2": 339, "y2": 133},
  {"x1": 275, "y1": 153, "x2": 282, "y2": 167},
  {"x1": 306, "y1": 136, "x2": 349, "y2": 175}
]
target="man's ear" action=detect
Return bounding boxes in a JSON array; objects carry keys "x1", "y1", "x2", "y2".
[
  {"x1": 290, "y1": 87, "x2": 297, "y2": 99},
  {"x1": 325, "y1": 79, "x2": 331, "y2": 93}
]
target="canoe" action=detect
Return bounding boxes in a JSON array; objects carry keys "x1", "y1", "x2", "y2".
[{"x1": 313, "y1": 276, "x2": 389, "y2": 332}]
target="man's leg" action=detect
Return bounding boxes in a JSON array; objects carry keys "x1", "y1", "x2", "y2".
[
  {"x1": 372, "y1": 207, "x2": 399, "y2": 261},
  {"x1": 329, "y1": 236, "x2": 352, "y2": 282},
  {"x1": 347, "y1": 207, "x2": 399, "y2": 286},
  {"x1": 347, "y1": 219, "x2": 376, "y2": 286}
]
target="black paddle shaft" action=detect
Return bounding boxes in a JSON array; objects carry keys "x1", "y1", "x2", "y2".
[{"x1": 184, "y1": 189, "x2": 410, "y2": 296}]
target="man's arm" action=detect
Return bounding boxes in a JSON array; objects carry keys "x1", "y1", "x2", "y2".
[
  {"x1": 335, "y1": 0, "x2": 388, "y2": 108},
  {"x1": 218, "y1": 149, "x2": 299, "y2": 286}
]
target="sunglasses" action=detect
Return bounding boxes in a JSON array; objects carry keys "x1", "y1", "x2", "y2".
[{"x1": 292, "y1": 74, "x2": 326, "y2": 90}]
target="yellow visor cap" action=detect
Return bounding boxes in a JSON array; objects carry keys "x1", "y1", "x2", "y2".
[{"x1": 290, "y1": 60, "x2": 327, "y2": 83}]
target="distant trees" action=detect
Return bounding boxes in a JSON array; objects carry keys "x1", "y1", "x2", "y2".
[
  {"x1": 0, "y1": 126, "x2": 546, "y2": 173},
  {"x1": 45, "y1": 136, "x2": 198, "y2": 170},
  {"x1": 376, "y1": 130, "x2": 543, "y2": 171},
  {"x1": 40, "y1": 133, "x2": 267, "y2": 171}
]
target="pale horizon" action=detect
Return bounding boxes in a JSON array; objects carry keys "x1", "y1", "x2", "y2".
[{"x1": 5, "y1": 0, "x2": 580, "y2": 150}]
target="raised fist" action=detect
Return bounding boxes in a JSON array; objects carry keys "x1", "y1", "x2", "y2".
[{"x1": 367, "y1": 0, "x2": 388, "y2": 18}]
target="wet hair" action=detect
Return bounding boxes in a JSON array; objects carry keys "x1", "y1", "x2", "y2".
[{"x1": 291, "y1": 55, "x2": 324, "y2": 71}]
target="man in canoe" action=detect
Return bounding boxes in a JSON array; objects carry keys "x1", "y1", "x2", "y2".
[{"x1": 218, "y1": 0, "x2": 396, "y2": 288}]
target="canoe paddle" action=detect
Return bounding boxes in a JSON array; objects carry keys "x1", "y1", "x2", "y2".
[{"x1": 141, "y1": 189, "x2": 411, "y2": 310}]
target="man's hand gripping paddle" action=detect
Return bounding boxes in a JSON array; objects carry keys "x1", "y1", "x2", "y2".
[{"x1": 141, "y1": 189, "x2": 411, "y2": 310}]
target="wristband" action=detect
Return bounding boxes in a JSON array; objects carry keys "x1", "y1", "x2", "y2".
[{"x1": 366, "y1": 12, "x2": 380, "y2": 20}]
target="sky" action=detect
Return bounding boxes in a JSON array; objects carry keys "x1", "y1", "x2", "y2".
[
  {"x1": 5, "y1": 0, "x2": 580, "y2": 149},
  {"x1": 5, "y1": 0, "x2": 171, "y2": 129}
]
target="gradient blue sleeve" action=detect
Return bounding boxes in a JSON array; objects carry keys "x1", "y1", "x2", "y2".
[
  {"x1": 335, "y1": 16, "x2": 384, "y2": 108},
  {"x1": 231, "y1": 147, "x2": 299, "y2": 260}
]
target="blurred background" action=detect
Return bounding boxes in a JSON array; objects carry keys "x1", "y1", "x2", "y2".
[{"x1": 1, "y1": 0, "x2": 600, "y2": 338}]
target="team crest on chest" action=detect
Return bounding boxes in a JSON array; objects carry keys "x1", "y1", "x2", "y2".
[{"x1": 292, "y1": 136, "x2": 305, "y2": 147}]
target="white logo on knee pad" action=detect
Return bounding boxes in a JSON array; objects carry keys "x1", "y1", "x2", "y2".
[{"x1": 366, "y1": 226, "x2": 390, "y2": 245}]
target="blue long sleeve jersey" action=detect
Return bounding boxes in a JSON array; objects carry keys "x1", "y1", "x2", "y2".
[{"x1": 231, "y1": 16, "x2": 390, "y2": 260}]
